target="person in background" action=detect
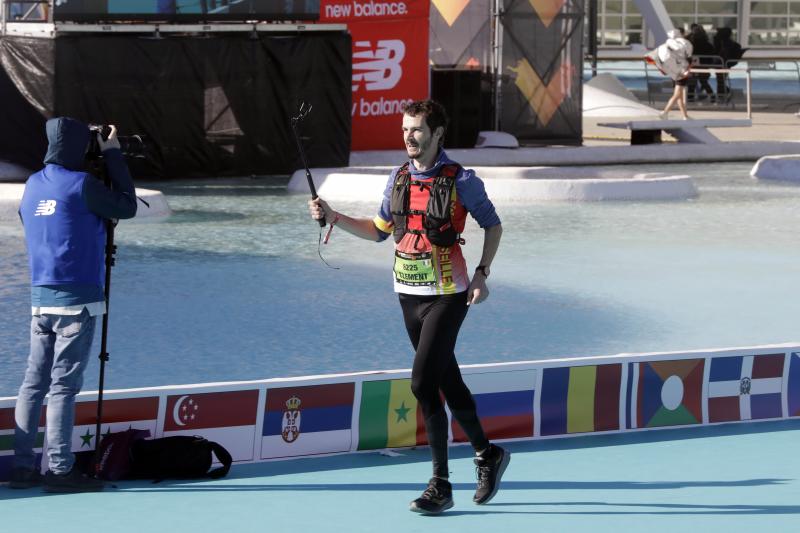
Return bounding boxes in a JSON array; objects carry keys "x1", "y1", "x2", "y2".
[
  {"x1": 657, "y1": 29, "x2": 693, "y2": 120},
  {"x1": 713, "y1": 27, "x2": 745, "y2": 103},
  {"x1": 10, "y1": 118, "x2": 137, "y2": 493},
  {"x1": 687, "y1": 24, "x2": 717, "y2": 103}
]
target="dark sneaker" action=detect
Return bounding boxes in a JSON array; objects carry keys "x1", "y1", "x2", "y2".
[
  {"x1": 8, "y1": 467, "x2": 43, "y2": 489},
  {"x1": 43, "y1": 468, "x2": 104, "y2": 493},
  {"x1": 409, "y1": 477, "x2": 454, "y2": 514},
  {"x1": 473, "y1": 444, "x2": 510, "y2": 504}
]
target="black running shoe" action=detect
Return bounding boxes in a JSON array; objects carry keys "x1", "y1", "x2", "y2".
[
  {"x1": 43, "y1": 468, "x2": 104, "y2": 493},
  {"x1": 473, "y1": 444, "x2": 510, "y2": 504},
  {"x1": 409, "y1": 477, "x2": 454, "y2": 514},
  {"x1": 8, "y1": 467, "x2": 43, "y2": 489}
]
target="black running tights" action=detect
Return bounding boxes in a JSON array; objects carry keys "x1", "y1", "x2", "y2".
[{"x1": 399, "y1": 292, "x2": 490, "y2": 479}]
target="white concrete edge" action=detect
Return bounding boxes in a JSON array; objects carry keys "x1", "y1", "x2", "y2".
[
  {"x1": 348, "y1": 141, "x2": 800, "y2": 167},
  {"x1": 750, "y1": 153, "x2": 800, "y2": 182},
  {"x1": 289, "y1": 168, "x2": 697, "y2": 202},
  {"x1": 0, "y1": 185, "x2": 172, "y2": 220}
]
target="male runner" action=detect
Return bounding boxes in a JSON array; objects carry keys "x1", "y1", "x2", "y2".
[{"x1": 308, "y1": 100, "x2": 508, "y2": 514}]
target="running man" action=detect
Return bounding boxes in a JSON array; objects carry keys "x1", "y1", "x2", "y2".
[{"x1": 308, "y1": 100, "x2": 508, "y2": 514}]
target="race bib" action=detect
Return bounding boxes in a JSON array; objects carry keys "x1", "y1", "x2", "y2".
[{"x1": 394, "y1": 251, "x2": 436, "y2": 286}]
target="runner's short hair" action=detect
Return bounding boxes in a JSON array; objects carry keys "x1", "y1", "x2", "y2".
[{"x1": 402, "y1": 100, "x2": 448, "y2": 146}]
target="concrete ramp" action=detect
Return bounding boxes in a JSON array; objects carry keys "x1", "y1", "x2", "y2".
[{"x1": 583, "y1": 73, "x2": 660, "y2": 118}]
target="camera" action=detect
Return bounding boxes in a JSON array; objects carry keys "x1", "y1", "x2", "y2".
[{"x1": 87, "y1": 124, "x2": 148, "y2": 160}]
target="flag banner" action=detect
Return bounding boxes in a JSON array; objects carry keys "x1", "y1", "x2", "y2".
[
  {"x1": 319, "y1": 0, "x2": 430, "y2": 150},
  {"x1": 633, "y1": 359, "x2": 704, "y2": 428},
  {"x1": 68, "y1": 396, "x2": 159, "y2": 453},
  {"x1": 540, "y1": 364, "x2": 622, "y2": 436},
  {"x1": 163, "y1": 390, "x2": 259, "y2": 461},
  {"x1": 358, "y1": 378, "x2": 427, "y2": 450},
  {"x1": 0, "y1": 406, "x2": 44, "y2": 480},
  {"x1": 789, "y1": 353, "x2": 800, "y2": 417},
  {"x1": 452, "y1": 370, "x2": 535, "y2": 442},
  {"x1": 261, "y1": 383, "x2": 355, "y2": 459},
  {"x1": 707, "y1": 354, "x2": 785, "y2": 422},
  {"x1": 0, "y1": 406, "x2": 44, "y2": 455}
]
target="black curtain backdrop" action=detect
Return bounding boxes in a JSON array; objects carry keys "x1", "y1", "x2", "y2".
[{"x1": 0, "y1": 31, "x2": 351, "y2": 178}]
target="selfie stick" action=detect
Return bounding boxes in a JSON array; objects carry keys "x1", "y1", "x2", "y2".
[{"x1": 291, "y1": 103, "x2": 325, "y2": 228}]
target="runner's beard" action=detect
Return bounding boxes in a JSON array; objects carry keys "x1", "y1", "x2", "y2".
[{"x1": 406, "y1": 137, "x2": 433, "y2": 159}]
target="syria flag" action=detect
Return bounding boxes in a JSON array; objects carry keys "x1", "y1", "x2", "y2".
[{"x1": 163, "y1": 390, "x2": 259, "y2": 461}]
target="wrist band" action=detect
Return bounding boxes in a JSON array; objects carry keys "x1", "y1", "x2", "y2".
[{"x1": 323, "y1": 213, "x2": 340, "y2": 244}]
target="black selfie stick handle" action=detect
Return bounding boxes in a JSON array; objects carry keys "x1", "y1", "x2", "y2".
[{"x1": 291, "y1": 106, "x2": 326, "y2": 227}]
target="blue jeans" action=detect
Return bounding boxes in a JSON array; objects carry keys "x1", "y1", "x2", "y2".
[{"x1": 14, "y1": 310, "x2": 96, "y2": 474}]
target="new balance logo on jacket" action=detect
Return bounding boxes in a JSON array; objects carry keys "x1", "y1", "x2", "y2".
[{"x1": 34, "y1": 200, "x2": 57, "y2": 216}]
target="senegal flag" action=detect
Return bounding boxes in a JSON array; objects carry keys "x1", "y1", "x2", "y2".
[{"x1": 358, "y1": 379, "x2": 428, "y2": 450}]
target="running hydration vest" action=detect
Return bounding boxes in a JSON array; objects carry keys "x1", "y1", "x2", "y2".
[{"x1": 389, "y1": 162, "x2": 460, "y2": 247}]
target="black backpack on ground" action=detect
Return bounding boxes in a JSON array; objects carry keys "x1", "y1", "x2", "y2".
[{"x1": 130, "y1": 435, "x2": 233, "y2": 482}]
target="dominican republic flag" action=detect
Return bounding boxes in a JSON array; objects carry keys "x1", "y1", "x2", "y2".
[
  {"x1": 708, "y1": 354, "x2": 785, "y2": 422},
  {"x1": 452, "y1": 369, "x2": 536, "y2": 442},
  {"x1": 163, "y1": 390, "x2": 260, "y2": 461},
  {"x1": 261, "y1": 383, "x2": 354, "y2": 459}
]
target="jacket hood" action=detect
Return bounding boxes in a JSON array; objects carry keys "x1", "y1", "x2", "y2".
[{"x1": 43, "y1": 117, "x2": 90, "y2": 171}]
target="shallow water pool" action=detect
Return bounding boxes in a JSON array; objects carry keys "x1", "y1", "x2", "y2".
[{"x1": 1, "y1": 162, "x2": 799, "y2": 396}]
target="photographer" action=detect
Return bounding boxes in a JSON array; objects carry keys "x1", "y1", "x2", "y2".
[{"x1": 10, "y1": 117, "x2": 136, "y2": 492}]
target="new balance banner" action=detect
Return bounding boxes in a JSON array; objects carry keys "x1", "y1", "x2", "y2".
[
  {"x1": 163, "y1": 390, "x2": 259, "y2": 461},
  {"x1": 320, "y1": 0, "x2": 430, "y2": 150}
]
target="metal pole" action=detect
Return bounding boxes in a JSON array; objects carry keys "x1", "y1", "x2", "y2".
[
  {"x1": 492, "y1": 0, "x2": 504, "y2": 131},
  {"x1": 588, "y1": 0, "x2": 598, "y2": 78},
  {"x1": 746, "y1": 67, "x2": 752, "y2": 119},
  {"x1": 93, "y1": 217, "x2": 114, "y2": 472}
]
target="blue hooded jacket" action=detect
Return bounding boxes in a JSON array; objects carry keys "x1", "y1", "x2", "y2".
[
  {"x1": 19, "y1": 117, "x2": 137, "y2": 308},
  {"x1": 20, "y1": 117, "x2": 106, "y2": 294}
]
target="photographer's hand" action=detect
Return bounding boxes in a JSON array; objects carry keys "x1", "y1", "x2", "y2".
[{"x1": 97, "y1": 124, "x2": 121, "y2": 152}]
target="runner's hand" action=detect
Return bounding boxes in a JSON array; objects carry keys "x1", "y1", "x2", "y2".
[
  {"x1": 467, "y1": 275, "x2": 489, "y2": 305},
  {"x1": 308, "y1": 197, "x2": 335, "y2": 225}
]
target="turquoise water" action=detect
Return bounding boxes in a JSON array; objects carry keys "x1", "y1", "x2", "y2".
[{"x1": 1, "y1": 162, "x2": 800, "y2": 396}]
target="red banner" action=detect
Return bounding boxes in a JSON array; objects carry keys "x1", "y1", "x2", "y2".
[{"x1": 320, "y1": 0, "x2": 430, "y2": 151}]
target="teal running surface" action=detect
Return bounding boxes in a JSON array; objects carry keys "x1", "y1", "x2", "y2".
[{"x1": 2, "y1": 420, "x2": 799, "y2": 532}]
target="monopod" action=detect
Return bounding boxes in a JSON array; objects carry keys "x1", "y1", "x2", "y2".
[{"x1": 93, "y1": 168, "x2": 117, "y2": 474}]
